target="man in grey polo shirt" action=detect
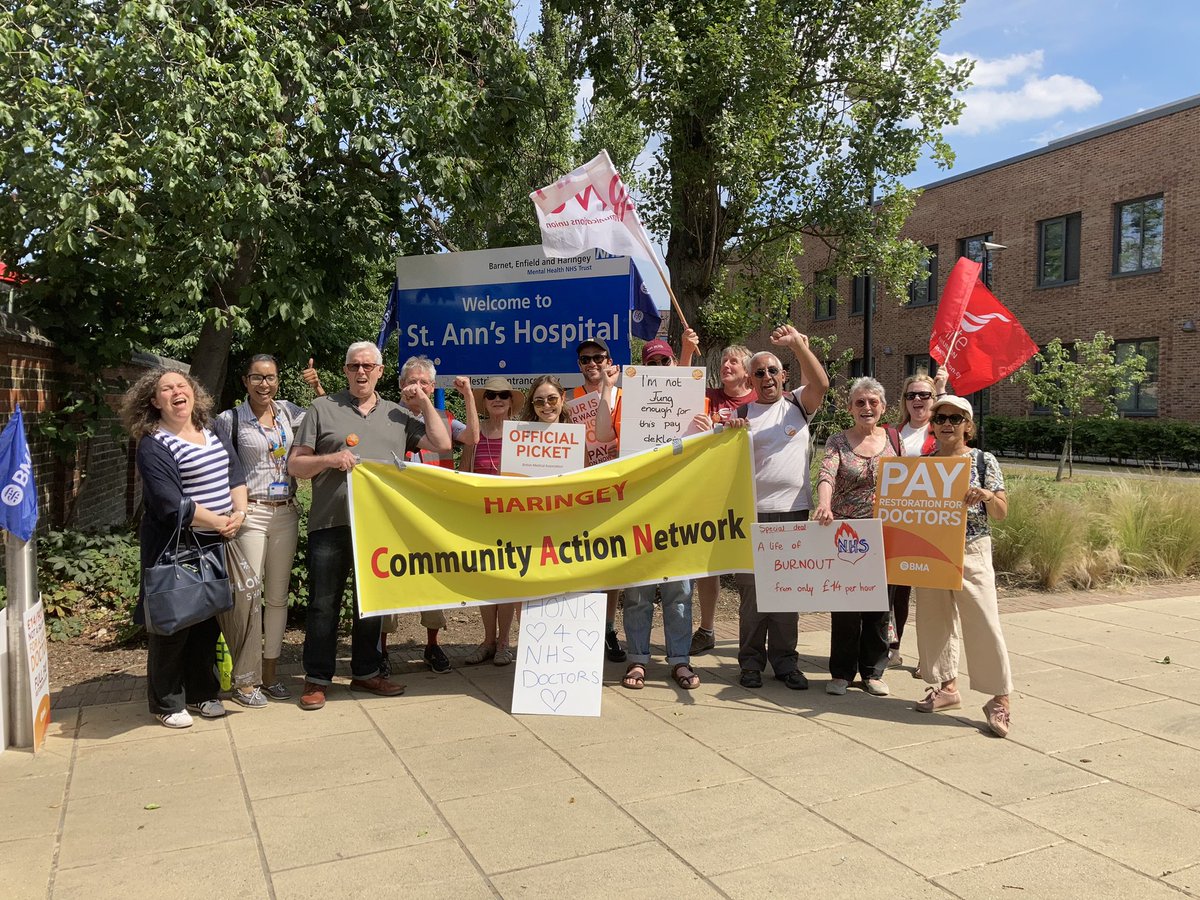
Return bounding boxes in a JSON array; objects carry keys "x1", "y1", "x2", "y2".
[{"x1": 288, "y1": 341, "x2": 451, "y2": 711}]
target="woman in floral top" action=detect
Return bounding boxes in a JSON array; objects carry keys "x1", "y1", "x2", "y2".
[{"x1": 813, "y1": 377, "x2": 896, "y2": 698}]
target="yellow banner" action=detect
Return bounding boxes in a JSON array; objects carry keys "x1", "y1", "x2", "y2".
[
  {"x1": 873, "y1": 457, "x2": 968, "y2": 589},
  {"x1": 349, "y1": 428, "x2": 756, "y2": 614}
]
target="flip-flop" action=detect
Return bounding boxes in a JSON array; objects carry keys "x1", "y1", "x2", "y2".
[
  {"x1": 672, "y1": 663, "x2": 700, "y2": 690},
  {"x1": 622, "y1": 663, "x2": 646, "y2": 690}
]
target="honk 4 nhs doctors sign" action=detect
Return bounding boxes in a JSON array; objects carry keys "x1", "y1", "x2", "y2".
[
  {"x1": 347, "y1": 428, "x2": 756, "y2": 614},
  {"x1": 874, "y1": 458, "x2": 969, "y2": 589}
]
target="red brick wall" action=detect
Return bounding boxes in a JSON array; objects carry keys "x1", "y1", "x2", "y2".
[{"x1": 782, "y1": 100, "x2": 1199, "y2": 421}]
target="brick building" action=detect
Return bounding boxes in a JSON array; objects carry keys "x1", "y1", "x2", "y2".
[{"x1": 790, "y1": 93, "x2": 1199, "y2": 423}]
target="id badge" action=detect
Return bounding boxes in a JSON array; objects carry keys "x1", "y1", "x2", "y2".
[{"x1": 267, "y1": 481, "x2": 290, "y2": 500}]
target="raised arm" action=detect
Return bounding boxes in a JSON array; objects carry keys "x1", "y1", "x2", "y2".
[{"x1": 770, "y1": 324, "x2": 829, "y2": 416}]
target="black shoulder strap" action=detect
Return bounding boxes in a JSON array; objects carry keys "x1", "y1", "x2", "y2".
[
  {"x1": 736, "y1": 403, "x2": 749, "y2": 418},
  {"x1": 786, "y1": 391, "x2": 808, "y2": 423},
  {"x1": 884, "y1": 425, "x2": 901, "y2": 455},
  {"x1": 975, "y1": 448, "x2": 988, "y2": 512},
  {"x1": 231, "y1": 407, "x2": 239, "y2": 453}
]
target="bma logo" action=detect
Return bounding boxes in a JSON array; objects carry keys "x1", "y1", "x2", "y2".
[
  {"x1": 834, "y1": 522, "x2": 869, "y2": 565},
  {"x1": 959, "y1": 310, "x2": 1012, "y2": 333}
]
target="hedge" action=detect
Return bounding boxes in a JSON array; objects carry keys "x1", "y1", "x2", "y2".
[{"x1": 982, "y1": 415, "x2": 1200, "y2": 469}]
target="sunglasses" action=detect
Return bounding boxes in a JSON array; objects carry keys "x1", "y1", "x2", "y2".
[
  {"x1": 578, "y1": 353, "x2": 608, "y2": 365},
  {"x1": 532, "y1": 396, "x2": 561, "y2": 408},
  {"x1": 345, "y1": 362, "x2": 380, "y2": 372},
  {"x1": 645, "y1": 356, "x2": 673, "y2": 366},
  {"x1": 932, "y1": 413, "x2": 967, "y2": 425},
  {"x1": 483, "y1": 390, "x2": 511, "y2": 400},
  {"x1": 904, "y1": 390, "x2": 933, "y2": 401},
  {"x1": 246, "y1": 374, "x2": 279, "y2": 385},
  {"x1": 752, "y1": 366, "x2": 781, "y2": 378}
]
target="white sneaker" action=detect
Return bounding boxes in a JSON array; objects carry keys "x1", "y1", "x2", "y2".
[
  {"x1": 158, "y1": 710, "x2": 193, "y2": 729},
  {"x1": 826, "y1": 678, "x2": 849, "y2": 696},
  {"x1": 864, "y1": 678, "x2": 890, "y2": 696}
]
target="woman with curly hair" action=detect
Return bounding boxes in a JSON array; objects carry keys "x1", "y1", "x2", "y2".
[{"x1": 122, "y1": 367, "x2": 246, "y2": 728}]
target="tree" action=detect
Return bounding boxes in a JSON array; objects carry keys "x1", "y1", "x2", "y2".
[
  {"x1": 1012, "y1": 333, "x2": 1148, "y2": 481},
  {"x1": 550, "y1": 0, "x2": 971, "y2": 350},
  {"x1": 0, "y1": 0, "x2": 533, "y2": 394}
]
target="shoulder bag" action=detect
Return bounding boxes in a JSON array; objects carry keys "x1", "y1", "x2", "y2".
[{"x1": 143, "y1": 500, "x2": 233, "y2": 636}]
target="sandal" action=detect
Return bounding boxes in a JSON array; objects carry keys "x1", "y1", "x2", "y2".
[
  {"x1": 493, "y1": 646, "x2": 514, "y2": 667},
  {"x1": 621, "y1": 663, "x2": 646, "y2": 690},
  {"x1": 672, "y1": 663, "x2": 700, "y2": 690},
  {"x1": 464, "y1": 643, "x2": 496, "y2": 666}
]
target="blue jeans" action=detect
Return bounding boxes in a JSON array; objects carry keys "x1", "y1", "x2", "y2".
[
  {"x1": 302, "y1": 526, "x2": 382, "y2": 684},
  {"x1": 622, "y1": 580, "x2": 693, "y2": 666}
]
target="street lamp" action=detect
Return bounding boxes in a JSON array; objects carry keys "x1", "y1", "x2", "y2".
[{"x1": 975, "y1": 241, "x2": 1007, "y2": 449}]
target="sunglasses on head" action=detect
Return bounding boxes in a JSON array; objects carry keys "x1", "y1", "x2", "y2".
[
  {"x1": 532, "y1": 396, "x2": 561, "y2": 407},
  {"x1": 345, "y1": 362, "x2": 379, "y2": 372},
  {"x1": 483, "y1": 390, "x2": 511, "y2": 400},
  {"x1": 932, "y1": 413, "x2": 967, "y2": 425},
  {"x1": 578, "y1": 353, "x2": 607, "y2": 365},
  {"x1": 905, "y1": 390, "x2": 933, "y2": 401},
  {"x1": 752, "y1": 366, "x2": 781, "y2": 378}
]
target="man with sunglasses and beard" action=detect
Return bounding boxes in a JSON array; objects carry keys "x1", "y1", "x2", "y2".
[{"x1": 727, "y1": 325, "x2": 829, "y2": 690}]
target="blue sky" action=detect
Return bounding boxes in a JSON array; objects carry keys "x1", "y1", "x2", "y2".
[{"x1": 909, "y1": 0, "x2": 1200, "y2": 186}]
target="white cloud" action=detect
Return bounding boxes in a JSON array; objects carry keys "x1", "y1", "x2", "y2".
[{"x1": 939, "y1": 50, "x2": 1102, "y2": 136}]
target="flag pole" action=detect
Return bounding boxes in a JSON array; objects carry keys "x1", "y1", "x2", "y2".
[
  {"x1": 628, "y1": 230, "x2": 689, "y2": 332},
  {"x1": 5, "y1": 533, "x2": 36, "y2": 748}
]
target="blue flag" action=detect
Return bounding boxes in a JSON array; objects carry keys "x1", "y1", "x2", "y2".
[
  {"x1": 376, "y1": 281, "x2": 400, "y2": 351},
  {"x1": 630, "y1": 263, "x2": 662, "y2": 341},
  {"x1": 0, "y1": 404, "x2": 38, "y2": 541}
]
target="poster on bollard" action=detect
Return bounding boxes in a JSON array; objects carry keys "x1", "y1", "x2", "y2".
[
  {"x1": 500, "y1": 422, "x2": 586, "y2": 477},
  {"x1": 752, "y1": 519, "x2": 888, "y2": 613},
  {"x1": 512, "y1": 593, "x2": 605, "y2": 717},
  {"x1": 874, "y1": 457, "x2": 969, "y2": 589},
  {"x1": 0, "y1": 607, "x2": 8, "y2": 753},
  {"x1": 618, "y1": 365, "x2": 707, "y2": 456},
  {"x1": 23, "y1": 600, "x2": 50, "y2": 753},
  {"x1": 565, "y1": 390, "x2": 619, "y2": 467}
]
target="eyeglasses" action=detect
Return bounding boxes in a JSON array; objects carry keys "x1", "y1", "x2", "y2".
[
  {"x1": 852, "y1": 397, "x2": 882, "y2": 408},
  {"x1": 246, "y1": 374, "x2": 278, "y2": 385},
  {"x1": 645, "y1": 356, "x2": 673, "y2": 366},
  {"x1": 532, "y1": 396, "x2": 561, "y2": 408},
  {"x1": 578, "y1": 354, "x2": 607, "y2": 365},
  {"x1": 344, "y1": 362, "x2": 380, "y2": 372},
  {"x1": 484, "y1": 390, "x2": 511, "y2": 400},
  {"x1": 752, "y1": 366, "x2": 781, "y2": 378},
  {"x1": 932, "y1": 413, "x2": 967, "y2": 425},
  {"x1": 904, "y1": 391, "x2": 933, "y2": 401}
]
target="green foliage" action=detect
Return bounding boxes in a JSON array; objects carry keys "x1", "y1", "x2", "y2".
[
  {"x1": 984, "y1": 416, "x2": 1200, "y2": 469},
  {"x1": 1012, "y1": 333, "x2": 1148, "y2": 479},
  {"x1": 28, "y1": 528, "x2": 141, "y2": 638}
]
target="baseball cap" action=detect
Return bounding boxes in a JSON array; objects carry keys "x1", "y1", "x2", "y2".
[
  {"x1": 576, "y1": 337, "x2": 610, "y2": 356},
  {"x1": 933, "y1": 395, "x2": 973, "y2": 419},
  {"x1": 640, "y1": 339, "x2": 674, "y2": 364}
]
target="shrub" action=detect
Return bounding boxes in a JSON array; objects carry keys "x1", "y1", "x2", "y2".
[{"x1": 985, "y1": 415, "x2": 1200, "y2": 469}]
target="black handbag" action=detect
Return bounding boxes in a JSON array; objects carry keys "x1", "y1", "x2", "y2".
[{"x1": 142, "y1": 500, "x2": 233, "y2": 636}]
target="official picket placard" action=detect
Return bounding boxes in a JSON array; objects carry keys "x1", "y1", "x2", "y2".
[
  {"x1": 392, "y1": 245, "x2": 635, "y2": 387},
  {"x1": 511, "y1": 593, "x2": 605, "y2": 717},
  {"x1": 348, "y1": 427, "x2": 756, "y2": 614},
  {"x1": 618, "y1": 365, "x2": 706, "y2": 456},
  {"x1": 752, "y1": 519, "x2": 888, "y2": 613},
  {"x1": 500, "y1": 421, "x2": 586, "y2": 477},
  {"x1": 874, "y1": 457, "x2": 969, "y2": 589},
  {"x1": 565, "y1": 390, "x2": 619, "y2": 467},
  {"x1": 23, "y1": 600, "x2": 50, "y2": 753}
]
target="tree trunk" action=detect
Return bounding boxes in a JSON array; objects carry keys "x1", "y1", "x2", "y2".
[
  {"x1": 188, "y1": 239, "x2": 259, "y2": 400},
  {"x1": 1055, "y1": 432, "x2": 1072, "y2": 482}
]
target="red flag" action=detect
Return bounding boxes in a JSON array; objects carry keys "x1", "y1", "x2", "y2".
[{"x1": 929, "y1": 258, "x2": 1037, "y2": 395}]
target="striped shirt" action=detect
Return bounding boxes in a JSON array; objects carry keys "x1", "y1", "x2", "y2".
[
  {"x1": 471, "y1": 433, "x2": 503, "y2": 476},
  {"x1": 152, "y1": 429, "x2": 234, "y2": 517},
  {"x1": 214, "y1": 400, "x2": 306, "y2": 500}
]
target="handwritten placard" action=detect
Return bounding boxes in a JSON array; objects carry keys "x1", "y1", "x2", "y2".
[
  {"x1": 23, "y1": 600, "x2": 50, "y2": 753},
  {"x1": 618, "y1": 366, "x2": 706, "y2": 456},
  {"x1": 500, "y1": 421, "x2": 587, "y2": 477},
  {"x1": 511, "y1": 593, "x2": 605, "y2": 717},
  {"x1": 751, "y1": 519, "x2": 888, "y2": 613},
  {"x1": 565, "y1": 391, "x2": 618, "y2": 466},
  {"x1": 874, "y1": 457, "x2": 968, "y2": 589}
]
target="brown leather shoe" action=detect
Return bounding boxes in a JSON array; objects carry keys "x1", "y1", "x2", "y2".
[
  {"x1": 350, "y1": 675, "x2": 405, "y2": 697},
  {"x1": 299, "y1": 681, "x2": 327, "y2": 710}
]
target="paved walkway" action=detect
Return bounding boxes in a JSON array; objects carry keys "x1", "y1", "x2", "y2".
[{"x1": 4, "y1": 589, "x2": 1200, "y2": 898}]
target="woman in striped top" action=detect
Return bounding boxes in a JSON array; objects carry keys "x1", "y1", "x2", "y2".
[
  {"x1": 123, "y1": 368, "x2": 247, "y2": 729},
  {"x1": 460, "y1": 376, "x2": 523, "y2": 665}
]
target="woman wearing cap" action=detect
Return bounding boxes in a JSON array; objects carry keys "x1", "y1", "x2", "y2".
[
  {"x1": 813, "y1": 376, "x2": 896, "y2": 697},
  {"x1": 460, "y1": 377, "x2": 523, "y2": 665},
  {"x1": 914, "y1": 394, "x2": 1014, "y2": 738}
]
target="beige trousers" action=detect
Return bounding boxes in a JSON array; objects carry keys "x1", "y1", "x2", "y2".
[
  {"x1": 915, "y1": 536, "x2": 1013, "y2": 697},
  {"x1": 234, "y1": 502, "x2": 299, "y2": 660}
]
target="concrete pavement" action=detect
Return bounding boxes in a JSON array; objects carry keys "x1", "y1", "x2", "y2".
[{"x1": 3, "y1": 590, "x2": 1200, "y2": 898}]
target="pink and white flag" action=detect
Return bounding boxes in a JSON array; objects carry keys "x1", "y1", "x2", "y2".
[{"x1": 530, "y1": 150, "x2": 661, "y2": 265}]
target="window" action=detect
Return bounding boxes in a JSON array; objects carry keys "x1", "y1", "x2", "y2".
[
  {"x1": 1116, "y1": 338, "x2": 1158, "y2": 415},
  {"x1": 1029, "y1": 343, "x2": 1076, "y2": 416},
  {"x1": 908, "y1": 246, "x2": 938, "y2": 306},
  {"x1": 1038, "y1": 213, "x2": 1081, "y2": 286},
  {"x1": 851, "y1": 274, "x2": 875, "y2": 316},
  {"x1": 958, "y1": 232, "x2": 994, "y2": 287},
  {"x1": 1114, "y1": 195, "x2": 1164, "y2": 275},
  {"x1": 849, "y1": 357, "x2": 876, "y2": 379},
  {"x1": 813, "y1": 270, "x2": 837, "y2": 321},
  {"x1": 905, "y1": 354, "x2": 937, "y2": 378}
]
